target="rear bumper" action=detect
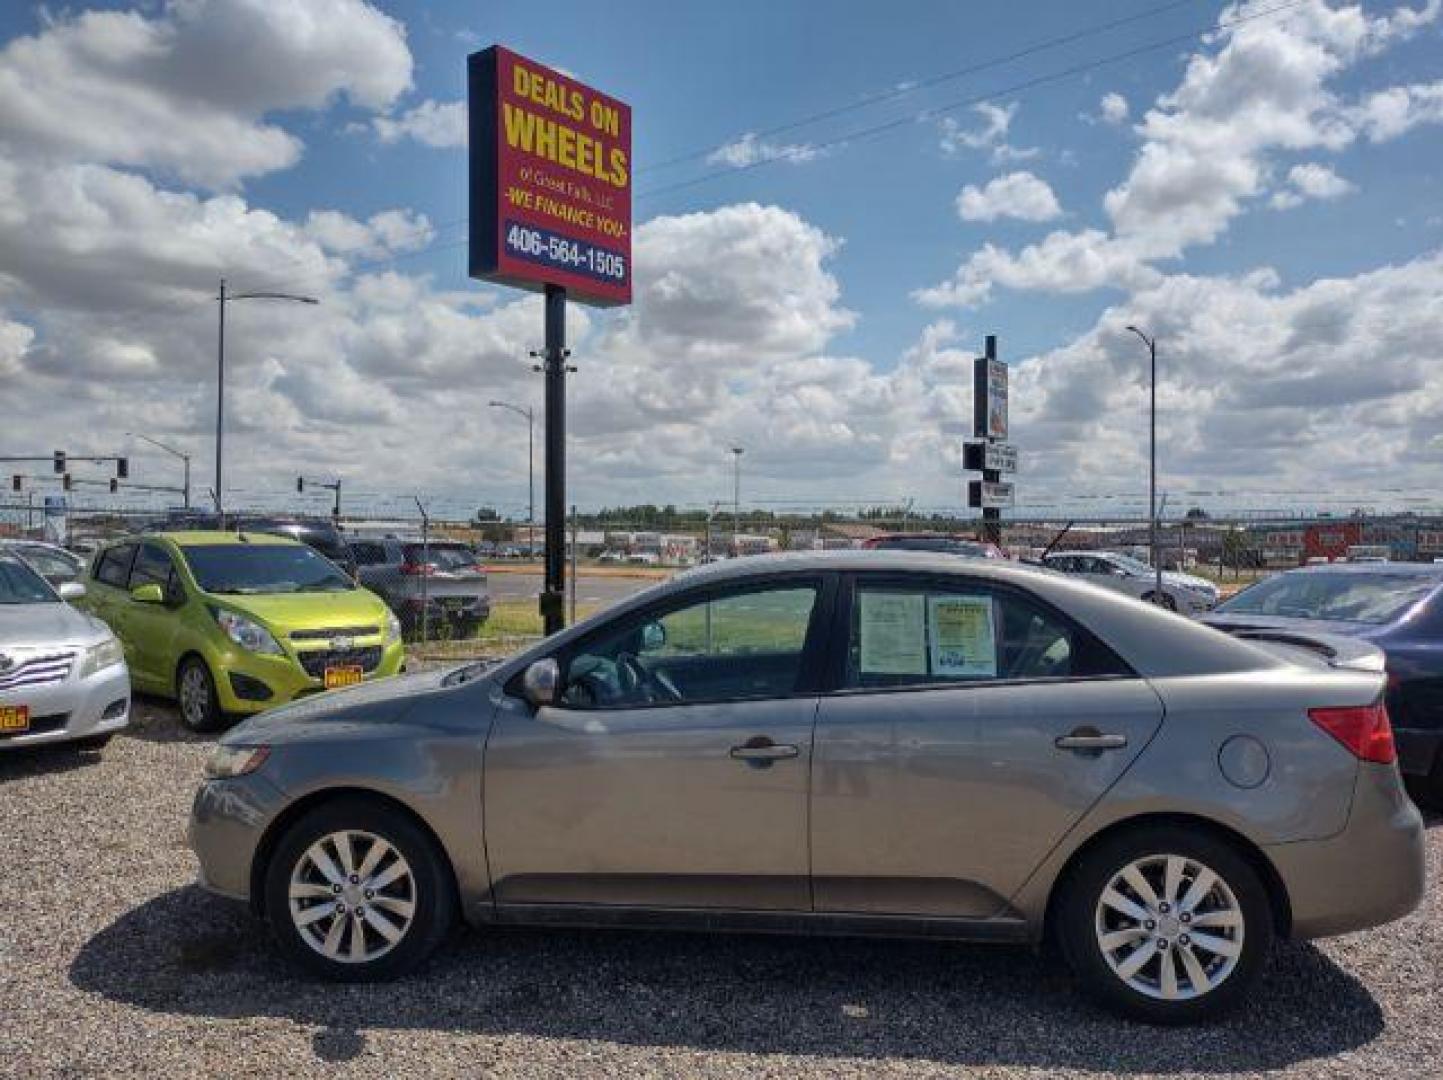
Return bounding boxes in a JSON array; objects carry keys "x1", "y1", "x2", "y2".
[
  {"x1": 1394, "y1": 726, "x2": 1442, "y2": 779},
  {"x1": 1265, "y1": 763, "x2": 1426, "y2": 940}
]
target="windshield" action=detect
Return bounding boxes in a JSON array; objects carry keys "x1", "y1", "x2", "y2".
[
  {"x1": 0, "y1": 554, "x2": 57, "y2": 604},
  {"x1": 1217, "y1": 571, "x2": 1438, "y2": 625},
  {"x1": 180, "y1": 543, "x2": 354, "y2": 595}
]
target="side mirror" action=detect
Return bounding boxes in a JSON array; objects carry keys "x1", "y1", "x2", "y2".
[
  {"x1": 58, "y1": 581, "x2": 86, "y2": 601},
  {"x1": 522, "y1": 658, "x2": 560, "y2": 708},
  {"x1": 640, "y1": 621, "x2": 666, "y2": 652},
  {"x1": 130, "y1": 583, "x2": 164, "y2": 605}
]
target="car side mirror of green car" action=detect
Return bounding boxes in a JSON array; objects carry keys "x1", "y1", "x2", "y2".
[{"x1": 130, "y1": 583, "x2": 164, "y2": 605}]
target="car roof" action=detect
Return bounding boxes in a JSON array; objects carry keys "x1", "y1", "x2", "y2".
[
  {"x1": 135, "y1": 530, "x2": 302, "y2": 547},
  {"x1": 672, "y1": 549, "x2": 1057, "y2": 587}
]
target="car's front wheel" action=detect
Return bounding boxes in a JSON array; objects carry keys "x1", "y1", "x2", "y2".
[
  {"x1": 263, "y1": 798, "x2": 455, "y2": 981},
  {"x1": 177, "y1": 656, "x2": 225, "y2": 733},
  {"x1": 1057, "y1": 825, "x2": 1273, "y2": 1023}
]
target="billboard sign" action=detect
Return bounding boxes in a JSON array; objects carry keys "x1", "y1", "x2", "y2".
[
  {"x1": 963, "y1": 440, "x2": 1017, "y2": 474},
  {"x1": 468, "y1": 46, "x2": 632, "y2": 307},
  {"x1": 972, "y1": 357, "x2": 1008, "y2": 440},
  {"x1": 967, "y1": 480, "x2": 1014, "y2": 510}
]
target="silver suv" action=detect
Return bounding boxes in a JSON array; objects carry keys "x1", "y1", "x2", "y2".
[
  {"x1": 349, "y1": 538, "x2": 491, "y2": 638},
  {"x1": 0, "y1": 550, "x2": 129, "y2": 751}
]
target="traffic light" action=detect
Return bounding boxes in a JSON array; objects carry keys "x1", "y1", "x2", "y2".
[
  {"x1": 296, "y1": 477, "x2": 304, "y2": 493},
  {"x1": 53, "y1": 450, "x2": 65, "y2": 474},
  {"x1": 116, "y1": 456, "x2": 128, "y2": 479},
  {"x1": 10, "y1": 474, "x2": 20, "y2": 492},
  {"x1": 62, "y1": 473, "x2": 72, "y2": 492},
  {"x1": 109, "y1": 477, "x2": 119, "y2": 493}
]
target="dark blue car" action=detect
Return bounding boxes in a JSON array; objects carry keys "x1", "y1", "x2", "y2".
[{"x1": 1205, "y1": 562, "x2": 1443, "y2": 803}]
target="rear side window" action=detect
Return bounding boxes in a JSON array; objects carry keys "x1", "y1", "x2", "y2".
[
  {"x1": 94, "y1": 544, "x2": 136, "y2": 588},
  {"x1": 350, "y1": 542, "x2": 387, "y2": 565},
  {"x1": 845, "y1": 580, "x2": 1131, "y2": 689}
]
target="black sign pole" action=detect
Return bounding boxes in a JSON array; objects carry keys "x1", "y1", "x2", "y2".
[{"x1": 541, "y1": 284, "x2": 568, "y2": 635}]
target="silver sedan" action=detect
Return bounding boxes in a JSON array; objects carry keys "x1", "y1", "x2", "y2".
[{"x1": 188, "y1": 551, "x2": 1424, "y2": 1023}]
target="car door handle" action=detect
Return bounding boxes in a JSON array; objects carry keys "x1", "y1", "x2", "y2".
[
  {"x1": 1055, "y1": 728, "x2": 1129, "y2": 752},
  {"x1": 730, "y1": 737, "x2": 800, "y2": 763}
]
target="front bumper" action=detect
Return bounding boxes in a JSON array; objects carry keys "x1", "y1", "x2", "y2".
[
  {"x1": 187, "y1": 772, "x2": 288, "y2": 903},
  {"x1": 0, "y1": 661, "x2": 130, "y2": 750},
  {"x1": 213, "y1": 637, "x2": 406, "y2": 716},
  {"x1": 1265, "y1": 762, "x2": 1426, "y2": 940}
]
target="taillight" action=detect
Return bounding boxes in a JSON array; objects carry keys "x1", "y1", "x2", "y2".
[
  {"x1": 1307, "y1": 701, "x2": 1396, "y2": 764},
  {"x1": 400, "y1": 562, "x2": 435, "y2": 576}
]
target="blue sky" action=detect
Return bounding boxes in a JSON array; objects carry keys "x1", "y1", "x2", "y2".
[{"x1": 1, "y1": 1, "x2": 1441, "y2": 517}]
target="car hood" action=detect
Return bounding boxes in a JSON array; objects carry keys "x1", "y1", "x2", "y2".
[
  {"x1": 204, "y1": 587, "x2": 388, "y2": 631},
  {"x1": 0, "y1": 601, "x2": 112, "y2": 647},
  {"x1": 221, "y1": 666, "x2": 465, "y2": 744}
]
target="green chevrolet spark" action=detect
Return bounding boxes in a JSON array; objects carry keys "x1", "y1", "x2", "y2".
[{"x1": 81, "y1": 531, "x2": 403, "y2": 732}]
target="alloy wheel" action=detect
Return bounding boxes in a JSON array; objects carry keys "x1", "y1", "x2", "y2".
[
  {"x1": 1094, "y1": 853, "x2": 1244, "y2": 1001},
  {"x1": 288, "y1": 830, "x2": 417, "y2": 964},
  {"x1": 179, "y1": 664, "x2": 211, "y2": 726}
]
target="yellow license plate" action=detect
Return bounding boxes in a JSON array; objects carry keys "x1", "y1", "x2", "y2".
[
  {"x1": 0, "y1": 705, "x2": 30, "y2": 733},
  {"x1": 323, "y1": 666, "x2": 363, "y2": 690}
]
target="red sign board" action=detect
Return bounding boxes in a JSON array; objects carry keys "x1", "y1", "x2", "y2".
[
  {"x1": 1303, "y1": 522, "x2": 1362, "y2": 561},
  {"x1": 468, "y1": 46, "x2": 632, "y2": 307}
]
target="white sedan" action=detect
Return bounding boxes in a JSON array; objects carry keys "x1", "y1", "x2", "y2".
[
  {"x1": 0, "y1": 549, "x2": 130, "y2": 751},
  {"x1": 1042, "y1": 550, "x2": 1220, "y2": 616}
]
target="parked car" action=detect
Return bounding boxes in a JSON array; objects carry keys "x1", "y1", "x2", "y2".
[
  {"x1": 349, "y1": 538, "x2": 491, "y2": 637},
  {"x1": 0, "y1": 549, "x2": 129, "y2": 751},
  {"x1": 188, "y1": 550, "x2": 1423, "y2": 1022},
  {"x1": 80, "y1": 532, "x2": 402, "y2": 732},
  {"x1": 862, "y1": 533, "x2": 1005, "y2": 558},
  {"x1": 1042, "y1": 550, "x2": 1219, "y2": 615},
  {"x1": 1204, "y1": 562, "x2": 1443, "y2": 804},
  {"x1": 1, "y1": 539, "x2": 86, "y2": 586},
  {"x1": 151, "y1": 513, "x2": 357, "y2": 578}
]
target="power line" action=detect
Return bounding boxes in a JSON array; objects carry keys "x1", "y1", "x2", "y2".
[{"x1": 639, "y1": 0, "x2": 1201, "y2": 175}]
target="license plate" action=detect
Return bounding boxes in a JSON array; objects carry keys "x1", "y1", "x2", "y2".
[
  {"x1": 323, "y1": 666, "x2": 363, "y2": 690},
  {"x1": 0, "y1": 704, "x2": 30, "y2": 734},
  {"x1": 440, "y1": 597, "x2": 468, "y2": 610}
]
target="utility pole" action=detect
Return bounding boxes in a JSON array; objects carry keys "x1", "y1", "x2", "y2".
[
  {"x1": 730, "y1": 446, "x2": 744, "y2": 554},
  {"x1": 1126, "y1": 325, "x2": 1163, "y2": 604},
  {"x1": 488, "y1": 400, "x2": 535, "y2": 544},
  {"x1": 127, "y1": 432, "x2": 191, "y2": 508}
]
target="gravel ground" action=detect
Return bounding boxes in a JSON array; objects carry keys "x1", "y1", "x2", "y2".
[{"x1": 1, "y1": 698, "x2": 1438, "y2": 1079}]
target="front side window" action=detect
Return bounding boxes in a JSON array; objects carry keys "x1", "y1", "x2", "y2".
[
  {"x1": 846, "y1": 581, "x2": 1129, "y2": 689},
  {"x1": 130, "y1": 543, "x2": 180, "y2": 600},
  {"x1": 0, "y1": 554, "x2": 56, "y2": 604},
  {"x1": 94, "y1": 544, "x2": 136, "y2": 588},
  {"x1": 180, "y1": 543, "x2": 354, "y2": 595},
  {"x1": 560, "y1": 583, "x2": 820, "y2": 709},
  {"x1": 16, "y1": 545, "x2": 82, "y2": 582}
]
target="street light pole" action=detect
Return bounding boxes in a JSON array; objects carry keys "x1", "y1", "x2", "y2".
[
  {"x1": 214, "y1": 277, "x2": 318, "y2": 529},
  {"x1": 488, "y1": 400, "x2": 535, "y2": 547},
  {"x1": 1126, "y1": 325, "x2": 1163, "y2": 605},
  {"x1": 730, "y1": 447, "x2": 744, "y2": 553},
  {"x1": 127, "y1": 432, "x2": 192, "y2": 509}
]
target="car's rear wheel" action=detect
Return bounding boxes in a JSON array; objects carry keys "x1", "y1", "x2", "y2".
[
  {"x1": 1057, "y1": 825, "x2": 1273, "y2": 1023},
  {"x1": 263, "y1": 798, "x2": 455, "y2": 981},
  {"x1": 177, "y1": 656, "x2": 224, "y2": 733}
]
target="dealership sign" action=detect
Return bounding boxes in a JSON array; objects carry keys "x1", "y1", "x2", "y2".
[
  {"x1": 468, "y1": 46, "x2": 632, "y2": 306},
  {"x1": 963, "y1": 439, "x2": 1017, "y2": 474},
  {"x1": 973, "y1": 357, "x2": 1008, "y2": 441},
  {"x1": 968, "y1": 480, "x2": 1014, "y2": 510}
]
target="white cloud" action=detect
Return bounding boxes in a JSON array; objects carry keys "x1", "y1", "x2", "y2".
[
  {"x1": 306, "y1": 209, "x2": 435, "y2": 258},
  {"x1": 0, "y1": 0, "x2": 412, "y2": 188},
  {"x1": 1270, "y1": 162, "x2": 1354, "y2": 208},
  {"x1": 706, "y1": 133, "x2": 823, "y2": 168},
  {"x1": 939, "y1": 102, "x2": 1038, "y2": 164},
  {"x1": 1352, "y1": 79, "x2": 1443, "y2": 142},
  {"x1": 1099, "y1": 92, "x2": 1130, "y2": 125},
  {"x1": 372, "y1": 99, "x2": 467, "y2": 149},
  {"x1": 956, "y1": 172, "x2": 1062, "y2": 223}
]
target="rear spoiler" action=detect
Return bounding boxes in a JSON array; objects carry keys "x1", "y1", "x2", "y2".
[{"x1": 1221, "y1": 628, "x2": 1386, "y2": 673}]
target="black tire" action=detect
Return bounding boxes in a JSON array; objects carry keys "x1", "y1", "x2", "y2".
[
  {"x1": 176, "y1": 655, "x2": 225, "y2": 733},
  {"x1": 70, "y1": 732, "x2": 114, "y2": 752},
  {"x1": 1405, "y1": 752, "x2": 1443, "y2": 812},
  {"x1": 1056, "y1": 824, "x2": 1273, "y2": 1024},
  {"x1": 263, "y1": 797, "x2": 456, "y2": 982}
]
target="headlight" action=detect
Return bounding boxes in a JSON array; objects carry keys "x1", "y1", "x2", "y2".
[
  {"x1": 385, "y1": 609, "x2": 402, "y2": 642},
  {"x1": 204, "y1": 744, "x2": 270, "y2": 780},
  {"x1": 211, "y1": 608, "x2": 284, "y2": 655},
  {"x1": 76, "y1": 635, "x2": 125, "y2": 680}
]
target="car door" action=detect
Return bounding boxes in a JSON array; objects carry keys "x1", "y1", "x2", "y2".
[
  {"x1": 84, "y1": 542, "x2": 138, "y2": 644},
  {"x1": 485, "y1": 574, "x2": 835, "y2": 911},
  {"x1": 121, "y1": 541, "x2": 185, "y2": 693},
  {"x1": 810, "y1": 572, "x2": 1164, "y2": 919}
]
